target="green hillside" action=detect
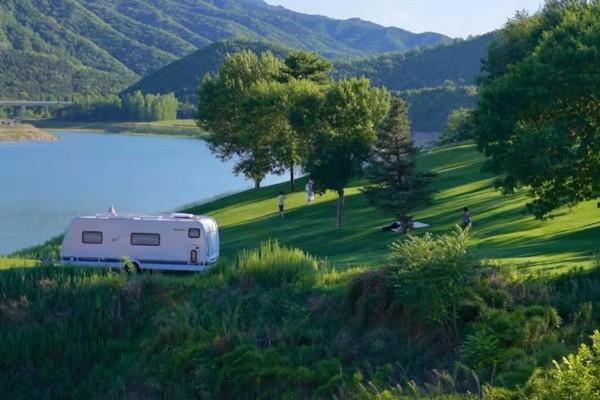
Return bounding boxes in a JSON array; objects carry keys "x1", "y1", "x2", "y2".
[
  {"x1": 4, "y1": 142, "x2": 600, "y2": 399},
  {"x1": 130, "y1": 35, "x2": 491, "y2": 103},
  {"x1": 0, "y1": 50, "x2": 135, "y2": 100},
  {"x1": 19, "y1": 143, "x2": 596, "y2": 272},
  {"x1": 0, "y1": 0, "x2": 448, "y2": 99},
  {"x1": 124, "y1": 40, "x2": 290, "y2": 103},
  {"x1": 402, "y1": 85, "x2": 477, "y2": 132},
  {"x1": 182, "y1": 143, "x2": 597, "y2": 272}
]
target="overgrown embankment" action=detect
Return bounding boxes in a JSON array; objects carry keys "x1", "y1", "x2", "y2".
[
  {"x1": 2, "y1": 236, "x2": 600, "y2": 399},
  {"x1": 0, "y1": 124, "x2": 56, "y2": 142}
]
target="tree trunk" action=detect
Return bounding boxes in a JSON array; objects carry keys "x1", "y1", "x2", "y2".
[
  {"x1": 289, "y1": 165, "x2": 295, "y2": 192},
  {"x1": 254, "y1": 179, "x2": 261, "y2": 189},
  {"x1": 336, "y1": 189, "x2": 345, "y2": 229}
]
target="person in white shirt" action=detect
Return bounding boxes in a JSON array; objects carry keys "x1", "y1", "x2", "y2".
[
  {"x1": 305, "y1": 179, "x2": 314, "y2": 205},
  {"x1": 278, "y1": 191, "x2": 286, "y2": 218}
]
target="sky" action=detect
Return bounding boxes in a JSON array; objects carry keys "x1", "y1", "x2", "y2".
[{"x1": 264, "y1": 0, "x2": 544, "y2": 38}]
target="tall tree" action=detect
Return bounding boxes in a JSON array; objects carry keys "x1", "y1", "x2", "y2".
[
  {"x1": 197, "y1": 51, "x2": 283, "y2": 188},
  {"x1": 304, "y1": 78, "x2": 390, "y2": 229},
  {"x1": 241, "y1": 80, "x2": 294, "y2": 184},
  {"x1": 279, "y1": 51, "x2": 332, "y2": 191},
  {"x1": 362, "y1": 98, "x2": 433, "y2": 229},
  {"x1": 473, "y1": 0, "x2": 600, "y2": 218}
]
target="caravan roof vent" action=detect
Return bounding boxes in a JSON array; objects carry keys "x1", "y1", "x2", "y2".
[{"x1": 171, "y1": 213, "x2": 194, "y2": 219}]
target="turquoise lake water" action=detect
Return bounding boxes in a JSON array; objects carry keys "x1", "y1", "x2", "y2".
[{"x1": 0, "y1": 131, "x2": 283, "y2": 254}]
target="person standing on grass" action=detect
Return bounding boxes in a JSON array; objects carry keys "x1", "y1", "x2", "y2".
[
  {"x1": 278, "y1": 191, "x2": 286, "y2": 219},
  {"x1": 461, "y1": 207, "x2": 472, "y2": 230},
  {"x1": 305, "y1": 179, "x2": 314, "y2": 205}
]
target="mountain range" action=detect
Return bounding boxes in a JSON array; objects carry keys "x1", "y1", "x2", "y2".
[
  {"x1": 0, "y1": 0, "x2": 449, "y2": 99},
  {"x1": 127, "y1": 34, "x2": 493, "y2": 104}
]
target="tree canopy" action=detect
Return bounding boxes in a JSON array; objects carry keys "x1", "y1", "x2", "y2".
[
  {"x1": 473, "y1": 0, "x2": 600, "y2": 218},
  {"x1": 304, "y1": 77, "x2": 390, "y2": 228},
  {"x1": 197, "y1": 50, "x2": 284, "y2": 188}
]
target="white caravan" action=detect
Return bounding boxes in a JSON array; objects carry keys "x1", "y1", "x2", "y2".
[{"x1": 60, "y1": 209, "x2": 219, "y2": 272}]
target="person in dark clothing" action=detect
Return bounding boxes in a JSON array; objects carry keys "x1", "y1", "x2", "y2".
[
  {"x1": 461, "y1": 207, "x2": 472, "y2": 230},
  {"x1": 381, "y1": 215, "x2": 413, "y2": 234}
]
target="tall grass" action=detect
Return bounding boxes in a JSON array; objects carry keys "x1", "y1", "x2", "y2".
[
  {"x1": 232, "y1": 240, "x2": 322, "y2": 288},
  {"x1": 0, "y1": 266, "x2": 150, "y2": 398}
]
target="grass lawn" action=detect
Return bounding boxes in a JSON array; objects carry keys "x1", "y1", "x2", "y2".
[{"x1": 186, "y1": 143, "x2": 600, "y2": 272}]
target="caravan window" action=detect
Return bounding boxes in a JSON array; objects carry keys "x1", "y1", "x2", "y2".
[
  {"x1": 82, "y1": 231, "x2": 103, "y2": 244},
  {"x1": 188, "y1": 228, "x2": 201, "y2": 238},
  {"x1": 131, "y1": 233, "x2": 160, "y2": 246}
]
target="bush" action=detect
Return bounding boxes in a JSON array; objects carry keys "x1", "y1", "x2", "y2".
[
  {"x1": 523, "y1": 330, "x2": 600, "y2": 400},
  {"x1": 231, "y1": 240, "x2": 321, "y2": 288},
  {"x1": 391, "y1": 228, "x2": 482, "y2": 339}
]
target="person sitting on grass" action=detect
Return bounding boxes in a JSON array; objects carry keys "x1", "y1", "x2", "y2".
[
  {"x1": 278, "y1": 191, "x2": 286, "y2": 219},
  {"x1": 382, "y1": 215, "x2": 414, "y2": 234}
]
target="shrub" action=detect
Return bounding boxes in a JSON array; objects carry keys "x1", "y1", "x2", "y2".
[
  {"x1": 523, "y1": 330, "x2": 600, "y2": 400},
  {"x1": 391, "y1": 228, "x2": 481, "y2": 339},
  {"x1": 231, "y1": 240, "x2": 321, "y2": 288},
  {"x1": 215, "y1": 344, "x2": 342, "y2": 399}
]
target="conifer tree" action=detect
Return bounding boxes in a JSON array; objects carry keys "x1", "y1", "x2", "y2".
[{"x1": 362, "y1": 97, "x2": 433, "y2": 231}]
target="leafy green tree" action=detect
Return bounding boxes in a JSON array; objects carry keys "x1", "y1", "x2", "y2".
[
  {"x1": 239, "y1": 80, "x2": 293, "y2": 185},
  {"x1": 438, "y1": 107, "x2": 474, "y2": 145},
  {"x1": 362, "y1": 97, "x2": 433, "y2": 229},
  {"x1": 197, "y1": 51, "x2": 283, "y2": 188},
  {"x1": 304, "y1": 78, "x2": 390, "y2": 229},
  {"x1": 281, "y1": 51, "x2": 332, "y2": 85},
  {"x1": 123, "y1": 90, "x2": 146, "y2": 121},
  {"x1": 279, "y1": 51, "x2": 332, "y2": 191},
  {"x1": 473, "y1": 1, "x2": 600, "y2": 218},
  {"x1": 144, "y1": 93, "x2": 157, "y2": 121}
]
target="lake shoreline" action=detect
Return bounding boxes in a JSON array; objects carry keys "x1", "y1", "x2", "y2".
[
  {"x1": 29, "y1": 119, "x2": 208, "y2": 138},
  {"x1": 0, "y1": 130, "x2": 282, "y2": 255},
  {"x1": 0, "y1": 124, "x2": 57, "y2": 142}
]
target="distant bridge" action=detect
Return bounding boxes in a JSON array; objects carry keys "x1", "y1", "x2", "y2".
[{"x1": 0, "y1": 100, "x2": 72, "y2": 108}]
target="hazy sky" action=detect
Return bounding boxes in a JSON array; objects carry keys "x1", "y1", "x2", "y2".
[{"x1": 264, "y1": 0, "x2": 544, "y2": 38}]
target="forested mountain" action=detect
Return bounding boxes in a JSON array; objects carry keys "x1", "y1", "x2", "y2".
[
  {"x1": 124, "y1": 40, "x2": 290, "y2": 102},
  {"x1": 131, "y1": 34, "x2": 492, "y2": 102},
  {"x1": 335, "y1": 33, "x2": 494, "y2": 91},
  {"x1": 128, "y1": 35, "x2": 489, "y2": 131},
  {"x1": 402, "y1": 85, "x2": 477, "y2": 132},
  {"x1": 0, "y1": 0, "x2": 449, "y2": 100}
]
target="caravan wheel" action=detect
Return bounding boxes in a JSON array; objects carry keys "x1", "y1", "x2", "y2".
[{"x1": 122, "y1": 260, "x2": 141, "y2": 273}]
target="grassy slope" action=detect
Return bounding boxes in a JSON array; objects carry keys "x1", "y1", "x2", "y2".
[
  {"x1": 187, "y1": 143, "x2": 599, "y2": 272},
  {"x1": 10, "y1": 142, "x2": 597, "y2": 271}
]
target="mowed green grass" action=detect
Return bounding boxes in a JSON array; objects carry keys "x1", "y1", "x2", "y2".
[{"x1": 187, "y1": 143, "x2": 600, "y2": 272}]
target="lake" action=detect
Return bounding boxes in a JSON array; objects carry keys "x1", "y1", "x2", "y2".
[{"x1": 0, "y1": 131, "x2": 284, "y2": 254}]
